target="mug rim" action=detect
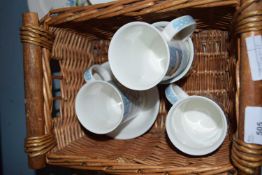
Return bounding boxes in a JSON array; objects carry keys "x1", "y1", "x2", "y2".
[
  {"x1": 108, "y1": 21, "x2": 170, "y2": 90},
  {"x1": 166, "y1": 95, "x2": 228, "y2": 156},
  {"x1": 75, "y1": 81, "x2": 124, "y2": 134}
]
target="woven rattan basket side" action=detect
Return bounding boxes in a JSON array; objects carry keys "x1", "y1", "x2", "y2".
[{"x1": 21, "y1": 0, "x2": 262, "y2": 174}]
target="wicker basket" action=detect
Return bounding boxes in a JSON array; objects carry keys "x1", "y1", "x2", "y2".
[{"x1": 21, "y1": 0, "x2": 262, "y2": 174}]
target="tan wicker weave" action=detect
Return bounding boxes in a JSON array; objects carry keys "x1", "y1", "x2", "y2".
[{"x1": 21, "y1": 0, "x2": 262, "y2": 174}]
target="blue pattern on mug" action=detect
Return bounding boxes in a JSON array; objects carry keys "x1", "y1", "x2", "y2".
[
  {"x1": 172, "y1": 16, "x2": 194, "y2": 32},
  {"x1": 121, "y1": 94, "x2": 132, "y2": 117},
  {"x1": 84, "y1": 69, "x2": 92, "y2": 81},
  {"x1": 168, "y1": 44, "x2": 183, "y2": 72},
  {"x1": 165, "y1": 85, "x2": 178, "y2": 105}
]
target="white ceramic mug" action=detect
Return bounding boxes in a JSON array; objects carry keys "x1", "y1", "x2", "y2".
[
  {"x1": 109, "y1": 15, "x2": 196, "y2": 90},
  {"x1": 153, "y1": 21, "x2": 194, "y2": 83},
  {"x1": 165, "y1": 84, "x2": 228, "y2": 156},
  {"x1": 75, "y1": 62, "x2": 142, "y2": 134}
]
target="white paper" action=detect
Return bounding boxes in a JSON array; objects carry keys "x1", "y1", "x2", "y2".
[
  {"x1": 245, "y1": 35, "x2": 262, "y2": 81},
  {"x1": 244, "y1": 106, "x2": 262, "y2": 145}
]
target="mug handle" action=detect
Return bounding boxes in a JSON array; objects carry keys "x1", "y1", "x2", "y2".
[
  {"x1": 165, "y1": 84, "x2": 188, "y2": 105},
  {"x1": 162, "y1": 15, "x2": 196, "y2": 41},
  {"x1": 84, "y1": 62, "x2": 112, "y2": 82}
]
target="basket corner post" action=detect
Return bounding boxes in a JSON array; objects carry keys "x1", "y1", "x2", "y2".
[
  {"x1": 21, "y1": 12, "x2": 47, "y2": 169},
  {"x1": 232, "y1": 0, "x2": 262, "y2": 174}
]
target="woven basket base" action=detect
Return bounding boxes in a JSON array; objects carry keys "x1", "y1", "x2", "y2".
[{"x1": 48, "y1": 29, "x2": 236, "y2": 174}]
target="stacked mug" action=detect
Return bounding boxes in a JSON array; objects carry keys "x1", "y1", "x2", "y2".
[{"x1": 75, "y1": 15, "x2": 228, "y2": 156}]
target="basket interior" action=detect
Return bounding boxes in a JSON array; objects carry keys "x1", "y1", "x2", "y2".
[{"x1": 47, "y1": 6, "x2": 237, "y2": 170}]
